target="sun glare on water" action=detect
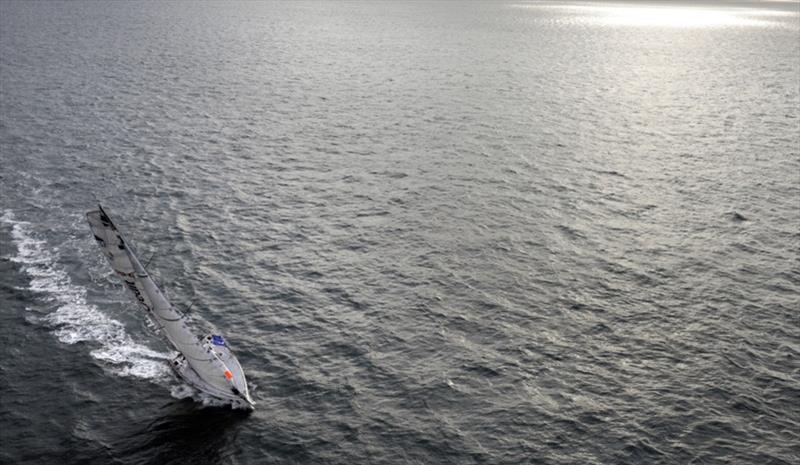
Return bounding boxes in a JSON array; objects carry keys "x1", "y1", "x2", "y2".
[
  {"x1": 587, "y1": 5, "x2": 779, "y2": 28},
  {"x1": 513, "y1": 2, "x2": 797, "y2": 28}
]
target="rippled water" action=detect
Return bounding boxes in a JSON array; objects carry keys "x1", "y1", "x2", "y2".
[{"x1": 1, "y1": 1, "x2": 799, "y2": 464}]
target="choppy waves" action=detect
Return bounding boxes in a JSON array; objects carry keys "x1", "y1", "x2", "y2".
[{"x1": 1, "y1": 1, "x2": 798, "y2": 463}]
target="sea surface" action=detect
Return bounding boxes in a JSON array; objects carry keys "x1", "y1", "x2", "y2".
[{"x1": 1, "y1": 1, "x2": 799, "y2": 464}]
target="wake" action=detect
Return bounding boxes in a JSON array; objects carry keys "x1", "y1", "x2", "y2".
[{"x1": 1, "y1": 210, "x2": 172, "y2": 380}]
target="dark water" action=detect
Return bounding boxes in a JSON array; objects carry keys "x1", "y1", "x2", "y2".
[{"x1": 1, "y1": 1, "x2": 799, "y2": 464}]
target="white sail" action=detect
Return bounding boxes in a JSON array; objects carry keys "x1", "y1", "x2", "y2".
[{"x1": 87, "y1": 206, "x2": 253, "y2": 407}]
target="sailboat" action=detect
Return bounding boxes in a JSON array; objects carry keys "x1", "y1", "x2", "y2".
[{"x1": 87, "y1": 205, "x2": 254, "y2": 409}]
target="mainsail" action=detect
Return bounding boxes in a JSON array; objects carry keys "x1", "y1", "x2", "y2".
[{"x1": 87, "y1": 205, "x2": 253, "y2": 407}]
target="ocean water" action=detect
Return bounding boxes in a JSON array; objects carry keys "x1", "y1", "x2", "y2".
[{"x1": 1, "y1": 1, "x2": 799, "y2": 464}]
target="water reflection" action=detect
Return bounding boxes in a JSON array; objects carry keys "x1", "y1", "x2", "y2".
[{"x1": 513, "y1": 2, "x2": 798, "y2": 28}]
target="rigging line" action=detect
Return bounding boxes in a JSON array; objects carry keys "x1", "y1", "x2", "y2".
[
  {"x1": 184, "y1": 299, "x2": 196, "y2": 314},
  {"x1": 171, "y1": 298, "x2": 195, "y2": 319}
]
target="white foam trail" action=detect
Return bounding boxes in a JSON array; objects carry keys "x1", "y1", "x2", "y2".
[{"x1": 1, "y1": 211, "x2": 172, "y2": 380}]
